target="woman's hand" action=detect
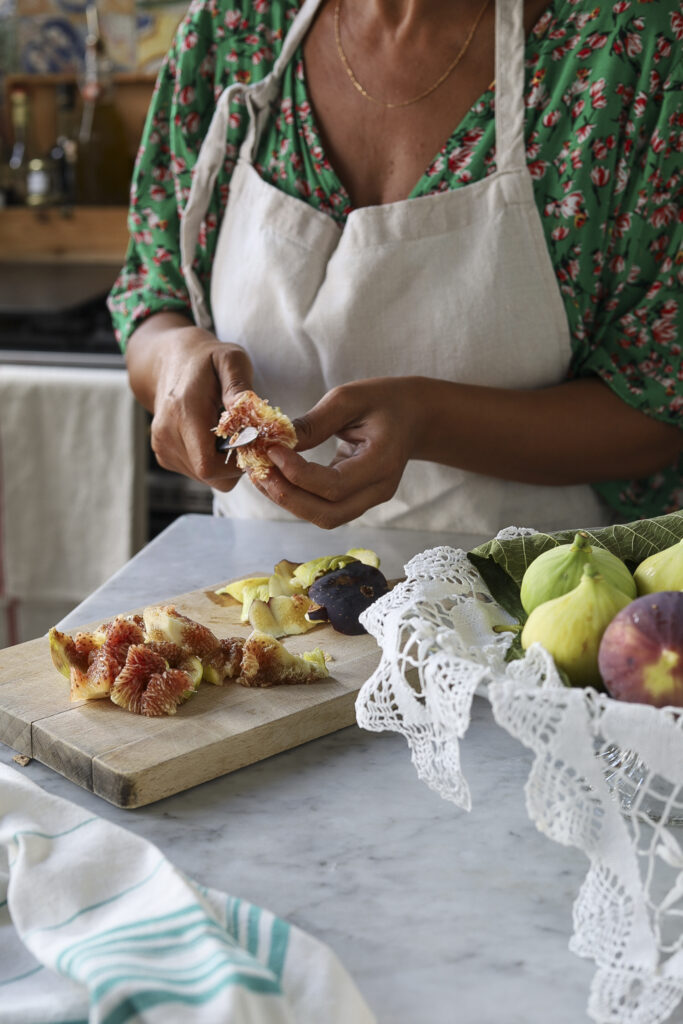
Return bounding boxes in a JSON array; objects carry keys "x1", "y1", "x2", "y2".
[
  {"x1": 252, "y1": 374, "x2": 683, "y2": 528},
  {"x1": 126, "y1": 313, "x2": 254, "y2": 492},
  {"x1": 253, "y1": 377, "x2": 425, "y2": 528}
]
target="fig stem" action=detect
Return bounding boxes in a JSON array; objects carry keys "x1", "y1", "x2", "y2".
[
  {"x1": 492, "y1": 623, "x2": 522, "y2": 634},
  {"x1": 572, "y1": 532, "x2": 591, "y2": 552}
]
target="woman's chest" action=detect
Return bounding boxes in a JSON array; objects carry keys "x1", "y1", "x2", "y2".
[{"x1": 298, "y1": 0, "x2": 548, "y2": 208}]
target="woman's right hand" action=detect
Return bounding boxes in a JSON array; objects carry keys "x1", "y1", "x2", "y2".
[{"x1": 125, "y1": 313, "x2": 254, "y2": 493}]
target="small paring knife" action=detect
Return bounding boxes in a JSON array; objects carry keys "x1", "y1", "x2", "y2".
[{"x1": 215, "y1": 424, "x2": 260, "y2": 461}]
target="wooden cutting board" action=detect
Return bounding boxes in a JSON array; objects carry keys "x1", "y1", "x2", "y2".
[{"x1": 0, "y1": 580, "x2": 382, "y2": 808}]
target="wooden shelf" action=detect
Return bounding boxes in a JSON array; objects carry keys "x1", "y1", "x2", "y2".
[{"x1": 0, "y1": 206, "x2": 130, "y2": 264}]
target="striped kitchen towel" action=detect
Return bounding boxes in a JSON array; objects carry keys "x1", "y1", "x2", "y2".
[{"x1": 0, "y1": 764, "x2": 376, "y2": 1024}]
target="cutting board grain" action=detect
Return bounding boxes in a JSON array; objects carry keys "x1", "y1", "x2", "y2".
[{"x1": 0, "y1": 581, "x2": 382, "y2": 808}]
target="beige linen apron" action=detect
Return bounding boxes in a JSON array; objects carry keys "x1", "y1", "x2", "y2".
[{"x1": 180, "y1": 0, "x2": 609, "y2": 534}]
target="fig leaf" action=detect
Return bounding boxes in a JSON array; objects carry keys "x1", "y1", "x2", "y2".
[{"x1": 468, "y1": 512, "x2": 683, "y2": 621}]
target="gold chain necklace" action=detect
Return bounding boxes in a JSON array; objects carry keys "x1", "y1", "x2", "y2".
[{"x1": 334, "y1": 0, "x2": 492, "y2": 110}]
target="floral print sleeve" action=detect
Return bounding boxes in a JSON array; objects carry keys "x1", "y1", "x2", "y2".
[
  {"x1": 532, "y1": 2, "x2": 683, "y2": 519},
  {"x1": 108, "y1": 0, "x2": 682, "y2": 521}
]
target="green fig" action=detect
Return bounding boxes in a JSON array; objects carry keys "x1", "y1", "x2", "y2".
[
  {"x1": 521, "y1": 564, "x2": 632, "y2": 688},
  {"x1": 634, "y1": 537, "x2": 683, "y2": 595},
  {"x1": 520, "y1": 531, "x2": 635, "y2": 614}
]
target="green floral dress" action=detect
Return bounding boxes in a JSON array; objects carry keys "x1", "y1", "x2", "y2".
[{"x1": 108, "y1": 0, "x2": 683, "y2": 521}]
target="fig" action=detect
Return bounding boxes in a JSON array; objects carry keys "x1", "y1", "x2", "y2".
[
  {"x1": 306, "y1": 561, "x2": 389, "y2": 635},
  {"x1": 49, "y1": 626, "x2": 105, "y2": 680},
  {"x1": 598, "y1": 592, "x2": 683, "y2": 708},
  {"x1": 633, "y1": 537, "x2": 683, "y2": 595},
  {"x1": 237, "y1": 630, "x2": 329, "y2": 688},
  {"x1": 49, "y1": 615, "x2": 146, "y2": 701},
  {"x1": 202, "y1": 637, "x2": 245, "y2": 685},
  {"x1": 213, "y1": 390, "x2": 297, "y2": 480},
  {"x1": 144, "y1": 641, "x2": 203, "y2": 688},
  {"x1": 521, "y1": 565, "x2": 632, "y2": 688},
  {"x1": 248, "y1": 594, "x2": 319, "y2": 638},
  {"x1": 110, "y1": 644, "x2": 200, "y2": 717},
  {"x1": 520, "y1": 531, "x2": 635, "y2": 614},
  {"x1": 142, "y1": 605, "x2": 220, "y2": 660}
]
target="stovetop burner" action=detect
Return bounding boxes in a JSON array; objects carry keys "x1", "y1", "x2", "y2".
[{"x1": 0, "y1": 293, "x2": 120, "y2": 355}]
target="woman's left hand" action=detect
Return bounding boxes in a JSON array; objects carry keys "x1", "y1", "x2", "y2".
[{"x1": 252, "y1": 377, "x2": 424, "y2": 529}]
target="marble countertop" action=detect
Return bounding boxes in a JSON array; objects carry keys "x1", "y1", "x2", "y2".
[{"x1": 0, "y1": 515, "x2": 603, "y2": 1024}]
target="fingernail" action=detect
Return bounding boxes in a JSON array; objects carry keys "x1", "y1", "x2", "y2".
[{"x1": 267, "y1": 446, "x2": 285, "y2": 467}]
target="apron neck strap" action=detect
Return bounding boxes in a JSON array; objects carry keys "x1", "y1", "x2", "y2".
[
  {"x1": 181, "y1": 0, "x2": 325, "y2": 329},
  {"x1": 239, "y1": 0, "x2": 323, "y2": 163},
  {"x1": 494, "y1": 0, "x2": 527, "y2": 173}
]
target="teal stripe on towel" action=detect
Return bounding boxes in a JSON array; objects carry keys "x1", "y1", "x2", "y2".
[
  {"x1": 70, "y1": 930, "x2": 257, "y2": 977},
  {"x1": 10, "y1": 818, "x2": 98, "y2": 844},
  {"x1": 99, "y1": 968, "x2": 282, "y2": 1024},
  {"x1": 246, "y1": 904, "x2": 261, "y2": 956},
  {"x1": 28, "y1": 859, "x2": 165, "y2": 938},
  {"x1": 268, "y1": 917, "x2": 290, "y2": 979},
  {"x1": 59, "y1": 906, "x2": 224, "y2": 973},
  {"x1": 0, "y1": 964, "x2": 44, "y2": 987},
  {"x1": 90, "y1": 950, "x2": 274, "y2": 999}
]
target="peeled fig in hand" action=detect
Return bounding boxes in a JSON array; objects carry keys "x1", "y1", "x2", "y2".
[
  {"x1": 634, "y1": 537, "x2": 683, "y2": 595},
  {"x1": 307, "y1": 562, "x2": 389, "y2": 635},
  {"x1": 521, "y1": 564, "x2": 632, "y2": 688},
  {"x1": 598, "y1": 591, "x2": 683, "y2": 707},
  {"x1": 520, "y1": 532, "x2": 636, "y2": 614}
]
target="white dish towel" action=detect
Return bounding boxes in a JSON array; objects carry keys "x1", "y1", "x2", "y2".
[
  {"x1": 0, "y1": 764, "x2": 375, "y2": 1024},
  {"x1": 0, "y1": 365, "x2": 147, "y2": 646}
]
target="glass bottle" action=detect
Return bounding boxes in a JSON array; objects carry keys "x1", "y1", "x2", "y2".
[
  {"x1": 7, "y1": 85, "x2": 28, "y2": 204},
  {"x1": 50, "y1": 83, "x2": 78, "y2": 207},
  {"x1": 76, "y1": 0, "x2": 134, "y2": 205}
]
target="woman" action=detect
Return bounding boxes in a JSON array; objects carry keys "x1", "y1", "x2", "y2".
[{"x1": 109, "y1": 0, "x2": 682, "y2": 534}]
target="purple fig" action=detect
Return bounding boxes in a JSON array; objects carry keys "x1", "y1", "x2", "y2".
[{"x1": 598, "y1": 592, "x2": 683, "y2": 708}]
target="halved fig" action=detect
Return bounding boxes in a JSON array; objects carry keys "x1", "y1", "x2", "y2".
[
  {"x1": 50, "y1": 615, "x2": 146, "y2": 701},
  {"x1": 142, "y1": 642, "x2": 204, "y2": 688},
  {"x1": 143, "y1": 605, "x2": 220, "y2": 659},
  {"x1": 110, "y1": 644, "x2": 200, "y2": 717},
  {"x1": 237, "y1": 630, "x2": 329, "y2": 688},
  {"x1": 213, "y1": 390, "x2": 297, "y2": 480},
  {"x1": 202, "y1": 637, "x2": 245, "y2": 685},
  {"x1": 49, "y1": 626, "x2": 104, "y2": 680}
]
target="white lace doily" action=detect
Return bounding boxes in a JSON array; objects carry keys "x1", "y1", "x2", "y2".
[{"x1": 355, "y1": 533, "x2": 683, "y2": 1024}]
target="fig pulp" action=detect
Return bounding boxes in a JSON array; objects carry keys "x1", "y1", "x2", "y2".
[
  {"x1": 237, "y1": 630, "x2": 329, "y2": 687},
  {"x1": 598, "y1": 591, "x2": 683, "y2": 708},
  {"x1": 49, "y1": 615, "x2": 145, "y2": 701},
  {"x1": 213, "y1": 390, "x2": 297, "y2": 480},
  {"x1": 520, "y1": 531, "x2": 635, "y2": 615},
  {"x1": 110, "y1": 644, "x2": 201, "y2": 717},
  {"x1": 521, "y1": 565, "x2": 632, "y2": 688},
  {"x1": 634, "y1": 537, "x2": 683, "y2": 595}
]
